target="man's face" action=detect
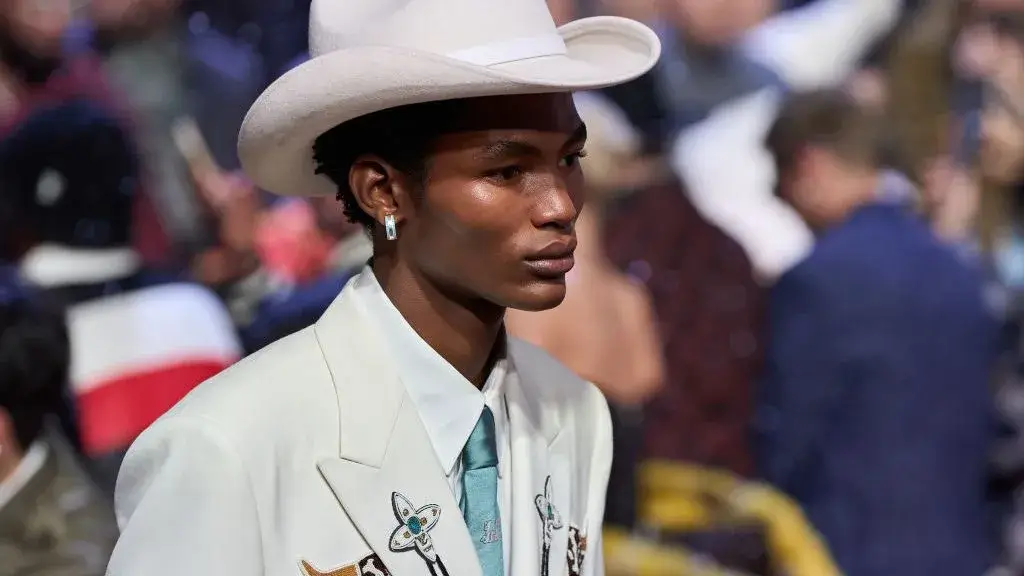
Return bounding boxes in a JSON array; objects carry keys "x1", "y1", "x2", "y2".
[
  {"x1": 400, "y1": 93, "x2": 586, "y2": 312},
  {"x1": 4, "y1": 0, "x2": 71, "y2": 58},
  {"x1": 777, "y1": 147, "x2": 857, "y2": 230},
  {"x1": 665, "y1": 0, "x2": 773, "y2": 46},
  {"x1": 599, "y1": 0, "x2": 661, "y2": 23},
  {"x1": 979, "y1": 30, "x2": 1024, "y2": 183},
  {"x1": 88, "y1": 0, "x2": 179, "y2": 33},
  {"x1": 981, "y1": 89, "x2": 1024, "y2": 183}
]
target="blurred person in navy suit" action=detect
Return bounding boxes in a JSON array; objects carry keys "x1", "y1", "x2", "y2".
[{"x1": 755, "y1": 89, "x2": 999, "y2": 576}]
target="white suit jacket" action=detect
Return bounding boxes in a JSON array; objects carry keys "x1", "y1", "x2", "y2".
[{"x1": 107, "y1": 274, "x2": 612, "y2": 576}]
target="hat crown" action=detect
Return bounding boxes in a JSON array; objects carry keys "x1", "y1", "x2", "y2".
[{"x1": 309, "y1": 0, "x2": 562, "y2": 63}]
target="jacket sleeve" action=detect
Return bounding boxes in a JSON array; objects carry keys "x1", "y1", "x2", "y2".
[
  {"x1": 582, "y1": 385, "x2": 614, "y2": 576},
  {"x1": 106, "y1": 416, "x2": 264, "y2": 575}
]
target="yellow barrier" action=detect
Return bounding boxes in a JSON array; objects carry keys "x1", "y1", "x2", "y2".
[
  {"x1": 600, "y1": 460, "x2": 842, "y2": 576},
  {"x1": 604, "y1": 526, "x2": 751, "y2": 576}
]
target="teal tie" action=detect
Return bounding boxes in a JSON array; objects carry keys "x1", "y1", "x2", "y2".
[{"x1": 460, "y1": 406, "x2": 504, "y2": 576}]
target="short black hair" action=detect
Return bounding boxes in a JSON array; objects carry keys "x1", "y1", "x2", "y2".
[
  {"x1": 0, "y1": 291, "x2": 69, "y2": 450},
  {"x1": 312, "y1": 100, "x2": 463, "y2": 229}
]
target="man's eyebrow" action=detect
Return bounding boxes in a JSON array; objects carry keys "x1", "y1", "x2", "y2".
[
  {"x1": 476, "y1": 139, "x2": 543, "y2": 161},
  {"x1": 475, "y1": 123, "x2": 589, "y2": 161}
]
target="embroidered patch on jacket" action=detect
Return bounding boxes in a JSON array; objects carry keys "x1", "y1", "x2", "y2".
[
  {"x1": 535, "y1": 476, "x2": 563, "y2": 576},
  {"x1": 298, "y1": 559, "x2": 359, "y2": 576},
  {"x1": 387, "y1": 491, "x2": 451, "y2": 575},
  {"x1": 567, "y1": 525, "x2": 588, "y2": 576},
  {"x1": 357, "y1": 554, "x2": 391, "y2": 576}
]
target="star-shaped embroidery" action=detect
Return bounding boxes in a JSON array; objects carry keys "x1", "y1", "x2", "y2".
[
  {"x1": 388, "y1": 492, "x2": 442, "y2": 562},
  {"x1": 534, "y1": 476, "x2": 563, "y2": 542}
]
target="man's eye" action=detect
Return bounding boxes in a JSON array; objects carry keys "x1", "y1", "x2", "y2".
[
  {"x1": 559, "y1": 150, "x2": 588, "y2": 169},
  {"x1": 490, "y1": 166, "x2": 524, "y2": 181}
]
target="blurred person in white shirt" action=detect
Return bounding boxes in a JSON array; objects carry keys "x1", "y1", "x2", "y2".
[{"x1": 670, "y1": 0, "x2": 902, "y2": 282}]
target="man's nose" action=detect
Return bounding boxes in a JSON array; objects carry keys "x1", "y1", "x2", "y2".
[{"x1": 532, "y1": 178, "x2": 579, "y2": 232}]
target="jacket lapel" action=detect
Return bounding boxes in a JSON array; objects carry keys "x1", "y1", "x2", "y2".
[
  {"x1": 313, "y1": 279, "x2": 481, "y2": 576},
  {"x1": 506, "y1": 342, "x2": 569, "y2": 576},
  {"x1": 545, "y1": 431, "x2": 573, "y2": 576}
]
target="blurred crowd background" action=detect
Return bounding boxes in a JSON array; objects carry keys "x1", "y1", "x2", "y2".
[{"x1": 3, "y1": 0, "x2": 1024, "y2": 574}]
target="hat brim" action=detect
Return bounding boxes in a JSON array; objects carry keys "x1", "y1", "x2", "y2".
[{"x1": 238, "y1": 16, "x2": 661, "y2": 197}]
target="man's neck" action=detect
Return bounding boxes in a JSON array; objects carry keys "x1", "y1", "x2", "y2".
[
  {"x1": 816, "y1": 172, "x2": 881, "y2": 231},
  {"x1": 372, "y1": 258, "x2": 504, "y2": 388}
]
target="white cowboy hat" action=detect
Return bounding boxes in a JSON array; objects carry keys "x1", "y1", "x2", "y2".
[{"x1": 237, "y1": 0, "x2": 662, "y2": 197}]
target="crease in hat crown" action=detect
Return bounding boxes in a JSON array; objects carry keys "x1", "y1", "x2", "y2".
[{"x1": 310, "y1": 0, "x2": 569, "y2": 67}]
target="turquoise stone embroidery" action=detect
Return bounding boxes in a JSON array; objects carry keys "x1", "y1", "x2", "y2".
[
  {"x1": 408, "y1": 516, "x2": 422, "y2": 534},
  {"x1": 388, "y1": 492, "x2": 441, "y2": 562}
]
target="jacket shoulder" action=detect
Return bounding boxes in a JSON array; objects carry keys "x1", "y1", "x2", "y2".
[
  {"x1": 507, "y1": 337, "x2": 609, "y2": 419},
  {"x1": 155, "y1": 326, "x2": 338, "y2": 450}
]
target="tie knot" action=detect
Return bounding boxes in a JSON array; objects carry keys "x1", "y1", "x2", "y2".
[{"x1": 463, "y1": 406, "x2": 497, "y2": 471}]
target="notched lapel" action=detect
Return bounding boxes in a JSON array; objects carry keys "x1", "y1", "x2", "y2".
[
  {"x1": 505, "y1": 353, "x2": 570, "y2": 576},
  {"x1": 318, "y1": 398, "x2": 482, "y2": 576},
  {"x1": 313, "y1": 276, "x2": 481, "y2": 576}
]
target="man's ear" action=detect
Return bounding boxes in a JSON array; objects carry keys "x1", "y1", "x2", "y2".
[
  {"x1": 796, "y1": 145, "x2": 832, "y2": 179},
  {"x1": 348, "y1": 155, "x2": 417, "y2": 229}
]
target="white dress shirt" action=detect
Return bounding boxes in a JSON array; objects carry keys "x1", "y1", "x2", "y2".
[{"x1": 351, "y1": 268, "x2": 511, "y2": 573}]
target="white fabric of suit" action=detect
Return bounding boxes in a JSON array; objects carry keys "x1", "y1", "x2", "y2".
[{"x1": 107, "y1": 269, "x2": 612, "y2": 576}]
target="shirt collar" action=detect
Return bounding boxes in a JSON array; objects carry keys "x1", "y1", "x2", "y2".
[
  {"x1": 19, "y1": 244, "x2": 140, "y2": 287},
  {"x1": 0, "y1": 440, "x2": 48, "y2": 511},
  {"x1": 351, "y1": 267, "x2": 505, "y2": 475}
]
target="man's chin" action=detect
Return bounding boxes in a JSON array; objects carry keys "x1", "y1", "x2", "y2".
[{"x1": 504, "y1": 281, "x2": 567, "y2": 312}]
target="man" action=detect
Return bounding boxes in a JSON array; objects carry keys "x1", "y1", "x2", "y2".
[
  {"x1": 85, "y1": 0, "x2": 211, "y2": 253},
  {"x1": 0, "y1": 99, "x2": 241, "y2": 494},
  {"x1": 604, "y1": 164, "x2": 766, "y2": 478},
  {"x1": 756, "y1": 89, "x2": 997, "y2": 576},
  {"x1": 505, "y1": 92, "x2": 666, "y2": 530},
  {"x1": 0, "y1": 0, "x2": 171, "y2": 265},
  {"x1": 670, "y1": 0, "x2": 901, "y2": 282},
  {"x1": 107, "y1": 1, "x2": 660, "y2": 575},
  {"x1": 0, "y1": 273, "x2": 118, "y2": 576}
]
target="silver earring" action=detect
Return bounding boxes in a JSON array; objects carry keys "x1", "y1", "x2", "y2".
[{"x1": 384, "y1": 213, "x2": 398, "y2": 241}]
